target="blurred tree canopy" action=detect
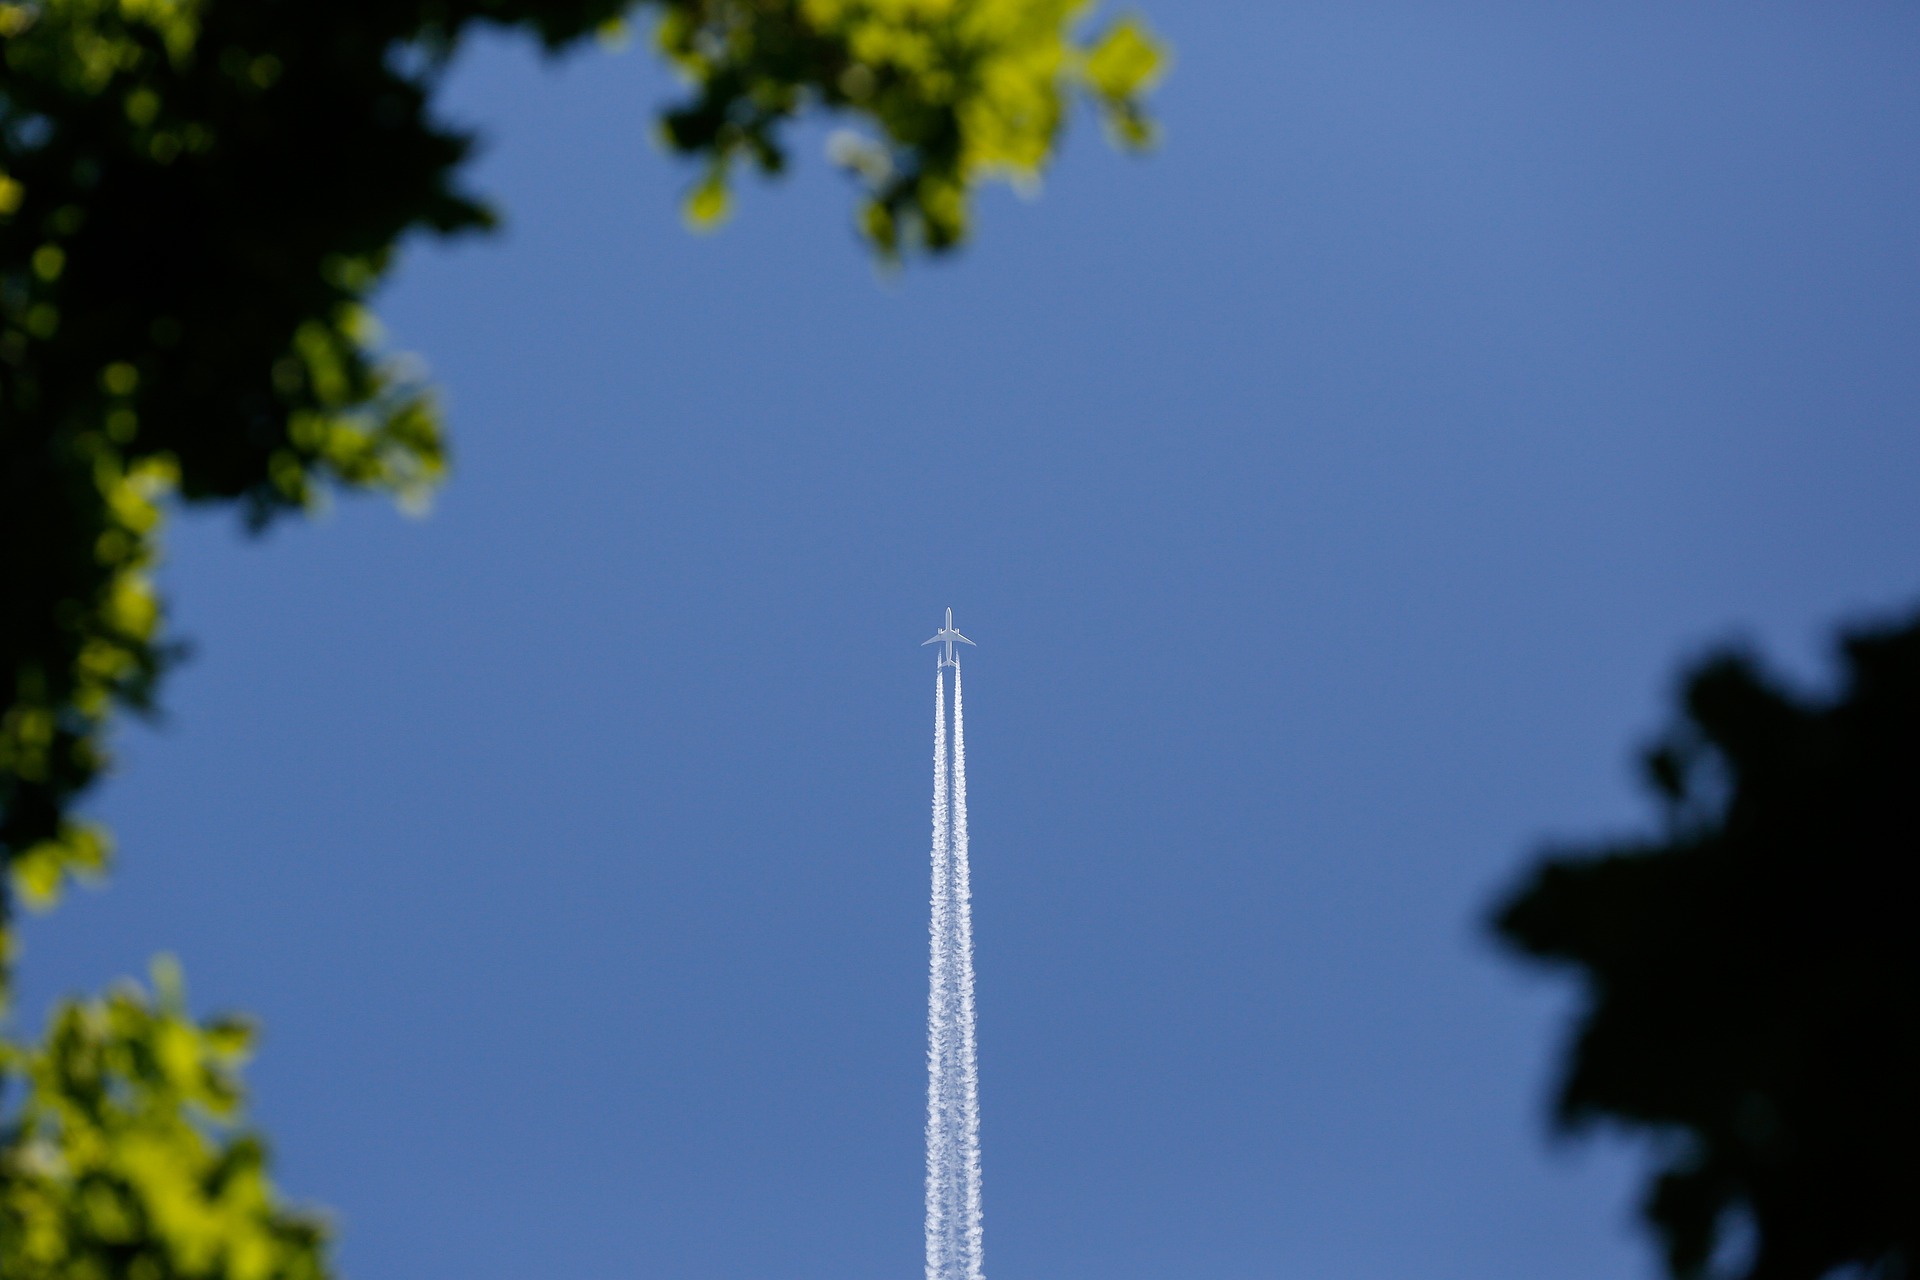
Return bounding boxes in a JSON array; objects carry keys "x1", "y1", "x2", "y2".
[
  {"x1": 1494, "y1": 612, "x2": 1919, "y2": 1280},
  {"x1": 0, "y1": 0, "x2": 1162, "y2": 1274},
  {"x1": 1, "y1": 959, "x2": 327, "y2": 1280}
]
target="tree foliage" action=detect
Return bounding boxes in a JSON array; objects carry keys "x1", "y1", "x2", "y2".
[
  {"x1": 1493, "y1": 612, "x2": 1920, "y2": 1280},
  {"x1": 0, "y1": 0, "x2": 1163, "y2": 1274},
  {"x1": 1, "y1": 959, "x2": 326, "y2": 1280}
]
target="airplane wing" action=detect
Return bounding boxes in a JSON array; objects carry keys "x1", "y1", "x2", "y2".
[
  {"x1": 954, "y1": 632, "x2": 976, "y2": 646},
  {"x1": 922, "y1": 635, "x2": 941, "y2": 645}
]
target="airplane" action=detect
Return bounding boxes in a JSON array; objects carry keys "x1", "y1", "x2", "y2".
[{"x1": 923, "y1": 607, "x2": 976, "y2": 667}]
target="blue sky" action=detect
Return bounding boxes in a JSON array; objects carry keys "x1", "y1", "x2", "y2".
[{"x1": 19, "y1": 2, "x2": 1920, "y2": 1277}]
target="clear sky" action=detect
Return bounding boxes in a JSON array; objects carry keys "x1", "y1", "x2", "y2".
[{"x1": 19, "y1": 3, "x2": 1920, "y2": 1278}]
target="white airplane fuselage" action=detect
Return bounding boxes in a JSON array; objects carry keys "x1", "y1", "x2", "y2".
[{"x1": 924, "y1": 608, "x2": 976, "y2": 666}]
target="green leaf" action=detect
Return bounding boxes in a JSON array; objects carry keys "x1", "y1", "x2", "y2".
[{"x1": 9, "y1": 822, "x2": 112, "y2": 913}]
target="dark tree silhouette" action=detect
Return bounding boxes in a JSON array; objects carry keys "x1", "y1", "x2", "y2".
[{"x1": 1494, "y1": 610, "x2": 1920, "y2": 1280}]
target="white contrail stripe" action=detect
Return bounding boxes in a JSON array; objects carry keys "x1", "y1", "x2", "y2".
[
  {"x1": 926, "y1": 658, "x2": 985, "y2": 1280},
  {"x1": 951, "y1": 663, "x2": 985, "y2": 1280},
  {"x1": 927, "y1": 668, "x2": 954, "y2": 1280}
]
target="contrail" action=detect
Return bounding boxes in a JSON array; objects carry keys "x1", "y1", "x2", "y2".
[
  {"x1": 926, "y1": 659, "x2": 985, "y2": 1280},
  {"x1": 926, "y1": 668, "x2": 955, "y2": 1280},
  {"x1": 951, "y1": 663, "x2": 984, "y2": 1280}
]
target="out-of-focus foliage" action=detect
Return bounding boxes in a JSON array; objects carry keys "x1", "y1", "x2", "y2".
[
  {"x1": 0, "y1": 958, "x2": 330, "y2": 1279},
  {"x1": 657, "y1": 0, "x2": 1165, "y2": 252},
  {"x1": 1493, "y1": 612, "x2": 1920, "y2": 1280},
  {"x1": 0, "y1": 0, "x2": 1164, "y2": 963}
]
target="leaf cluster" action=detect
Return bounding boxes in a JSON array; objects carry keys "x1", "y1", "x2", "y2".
[
  {"x1": 1, "y1": 0, "x2": 504, "y2": 936},
  {"x1": 1493, "y1": 613, "x2": 1920, "y2": 1280},
  {"x1": 655, "y1": 0, "x2": 1164, "y2": 253},
  {"x1": 0, "y1": 958, "x2": 328, "y2": 1280}
]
